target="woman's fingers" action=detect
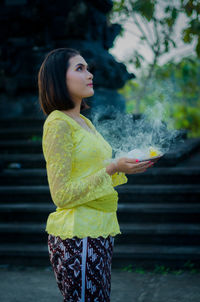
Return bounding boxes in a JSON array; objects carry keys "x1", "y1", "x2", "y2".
[
  {"x1": 129, "y1": 161, "x2": 154, "y2": 174},
  {"x1": 126, "y1": 161, "x2": 152, "y2": 169},
  {"x1": 133, "y1": 161, "x2": 152, "y2": 168},
  {"x1": 125, "y1": 158, "x2": 150, "y2": 166},
  {"x1": 125, "y1": 158, "x2": 139, "y2": 164},
  {"x1": 117, "y1": 157, "x2": 155, "y2": 174}
]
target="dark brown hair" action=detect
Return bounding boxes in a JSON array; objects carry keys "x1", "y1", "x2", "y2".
[{"x1": 38, "y1": 47, "x2": 90, "y2": 116}]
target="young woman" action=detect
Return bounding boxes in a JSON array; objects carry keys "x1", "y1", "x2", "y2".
[{"x1": 38, "y1": 48, "x2": 154, "y2": 302}]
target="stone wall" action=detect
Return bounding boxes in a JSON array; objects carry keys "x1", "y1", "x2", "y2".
[{"x1": 0, "y1": 0, "x2": 135, "y2": 119}]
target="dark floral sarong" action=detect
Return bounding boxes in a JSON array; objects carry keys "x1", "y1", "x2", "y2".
[{"x1": 47, "y1": 234, "x2": 115, "y2": 302}]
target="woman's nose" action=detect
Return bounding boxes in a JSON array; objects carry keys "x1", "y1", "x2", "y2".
[{"x1": 88, "y1": 71, "x2": 93, "y2": 79}]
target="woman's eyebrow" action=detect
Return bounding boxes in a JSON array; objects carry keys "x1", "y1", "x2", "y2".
[{"x1": 75, "y1": 63, "x2": 88, "y2": 68}]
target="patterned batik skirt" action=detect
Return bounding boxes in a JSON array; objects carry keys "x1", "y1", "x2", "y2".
[{"x1": 47, "y1": 234, "x2": 115, "y2": 302}]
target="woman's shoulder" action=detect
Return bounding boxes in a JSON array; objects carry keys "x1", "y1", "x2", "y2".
[{"x1": 43, "y1": 110, "x2": 75, "y2": 131}]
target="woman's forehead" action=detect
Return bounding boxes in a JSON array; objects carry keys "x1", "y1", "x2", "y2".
[{"x1": 70, "y1": 55, "x2": 87, "y2": 67}]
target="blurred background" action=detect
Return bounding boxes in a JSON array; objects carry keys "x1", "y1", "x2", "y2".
[
  {"x1": 109, "y1": 0, "x2": 200, "y2": 138},
  {"x1": 0, "y1": 2, "x2": 200, "y2": 301}
]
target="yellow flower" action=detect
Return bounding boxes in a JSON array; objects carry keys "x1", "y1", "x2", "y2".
[{"x1": 149, "y1": 147, "x2": 159, "y2": 157}]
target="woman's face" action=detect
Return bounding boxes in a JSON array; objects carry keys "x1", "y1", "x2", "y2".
[{"x1": 66, "y1": 55, "x2": 94, "y2": 103}]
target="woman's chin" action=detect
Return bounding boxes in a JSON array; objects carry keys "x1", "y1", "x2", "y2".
[{"x1": 86, "y1": 90, "x2": 94, "y2": 97}]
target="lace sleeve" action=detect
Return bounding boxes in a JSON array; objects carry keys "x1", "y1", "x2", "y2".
[
  {"x1": 103, "y1": 159, "x2": 128, "y2": 187},
  {"x1": 111, "y1": 172, "x2": 128, "y2": 187},
  {"x1": 42, "y1": 119, "x2": 113, "y2": 209}
]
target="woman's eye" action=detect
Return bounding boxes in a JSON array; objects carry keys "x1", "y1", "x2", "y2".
[{"x1": 77, "y1": 66, "x2": 90, "y2": 72}]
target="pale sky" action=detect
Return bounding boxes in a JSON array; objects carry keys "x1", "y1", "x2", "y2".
[{"x1": 109, "y1": 10, "x2": 197, "y2": 75}]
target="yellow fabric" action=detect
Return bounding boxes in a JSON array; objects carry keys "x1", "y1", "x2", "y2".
[{"x1": 42, "y1": 110, "x2": 128, "y2": 239}]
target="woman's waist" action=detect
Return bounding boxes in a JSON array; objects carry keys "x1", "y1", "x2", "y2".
[
  {"x1": 56, "y1": 192, "x2": 118, "y2": 213},
  {"x1": 46, "y1": 208, "x2": 120, "y2": 239}
]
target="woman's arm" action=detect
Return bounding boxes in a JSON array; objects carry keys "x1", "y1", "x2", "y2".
[
  {"x1": 106, "y1": 162, "x2": 128, "y2": 187},
  {"x1": 42, "y1": 119, "x2": 115, "y2": 209}
]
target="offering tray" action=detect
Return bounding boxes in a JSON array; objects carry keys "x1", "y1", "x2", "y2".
[{"x1": 138, "y1": 154, "x2": 163, "y2": 162}]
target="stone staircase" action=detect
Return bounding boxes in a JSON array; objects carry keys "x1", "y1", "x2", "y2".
[{"x1": 0, "y1": 118, "x2": 200, "y2": 269}]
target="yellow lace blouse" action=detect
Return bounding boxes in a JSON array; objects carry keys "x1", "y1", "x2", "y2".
[{"x1": 42, "y1": 110, "x2": 128, "y2": 239}]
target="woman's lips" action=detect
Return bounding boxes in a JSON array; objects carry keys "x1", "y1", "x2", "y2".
[{"x1": 87, "y1": 84, "x2": 93, "y2": 87}]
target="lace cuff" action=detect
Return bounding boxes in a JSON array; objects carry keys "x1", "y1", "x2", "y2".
[{"x1": 111, "y1": 172, "x2": 128, "y2": 187}]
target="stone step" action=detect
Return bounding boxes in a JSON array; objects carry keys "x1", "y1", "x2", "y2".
[
  {"x1": 1, "y1": 167, "x2": 200, "y2": 185},
  {"x1": 0, "y1": 169, "x2": 47, "y2": 185},
  {"x1": 1, "y1": 138, "x2": 200, "y2": 167},
  {"x1": 0, "y1": 243, "x2": 199, "y2": 269},
  {"x1": 1, "y1": 203, "x2": 200, "y2": 224},
  {"x1": 116, "y1": 223, "x2": 200, "y2": 245},
  {"x1": 128, "y1": 167, "x2": 200, "y2": 184},
  {"x1": 0, "y1": 203, "x2": 55, "y2": 222},
  {"x1": 118, "y1": 184, "x2": 200, "y2": 204},
  {"x1": 0, "y1": 118, "x2": 44, "y2": 128},
  {"x1": 118, "y1": 203, "x2": 200, "y2": 223},
  {"x1": 0, "y1": 127, "x2": 42, "y2": 140},
  {"x1": 0, "y1": 222, "x2": 200, "y2": 246},
  {"x1": 113, "y1": 244, "x2": 200, "y2": 269},
  {"x1": 0, "y1": 140, "x2": 42, "y2": 153},
  {"x1": 160, "y1": 138, "x2": 200, "y2": 166},
  {"x1": 0, "y1": 184, "x2": 200, "y2": 203},
  {"x1": 177, "y1": 150, "x2": 200, "y2": 167},
  {"x1": 0, "y1": 154, "x2": 45, "y2": 168}
]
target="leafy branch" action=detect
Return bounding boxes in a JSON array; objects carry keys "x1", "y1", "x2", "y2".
[{"x1": 109, "y1": 0, "x2": 200, "y2": 112}]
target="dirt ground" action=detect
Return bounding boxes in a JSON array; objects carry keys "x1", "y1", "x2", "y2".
[{"x1": 0, "y1": 265, "x2": 200, "y2": 302}]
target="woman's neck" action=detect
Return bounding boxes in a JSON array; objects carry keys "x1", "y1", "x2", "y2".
[{"x1": 61, "y1": 105, "x2": 81, "y2": 118}]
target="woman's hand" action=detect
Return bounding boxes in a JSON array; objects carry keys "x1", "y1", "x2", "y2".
[{"x1": 106, "y1": 157, "x2": 154, "y2": 176}]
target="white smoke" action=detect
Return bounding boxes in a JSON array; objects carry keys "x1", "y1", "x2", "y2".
[{"x1": 92, "y1": 99, "x2": 183, "y2": 162}]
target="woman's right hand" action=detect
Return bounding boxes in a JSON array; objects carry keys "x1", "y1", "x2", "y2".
[
  {"x1": 106, "y1": 157, "x2": 154, "y2": 176},
  {"x1": 117, "y1": 157, "x2": 154, "y2": 174}
]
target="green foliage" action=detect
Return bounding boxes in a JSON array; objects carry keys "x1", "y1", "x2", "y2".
[
  {"x1": 111, "y1": 0, "x2": 200, "y2": 60},
  {"x1": 30, "y1": 135, "x2": 42, "y2": 141},
  {"x1": 173, "y1": 102, "x2": 200, "y2": 138},
  {"x1": 181, "y1": 0, "x2": 200, "y2": 56},
  {"x1": 153, "y1": 265, "x2": 170, "y2": 275},
  {"x1": 119, "y1": 56, "x2": 200, "y2": 138},
  {"x1": 134, "y1": 267, "x2": 146, "y2": 274},
  {"x1": 130, "y1": 0, "x2": 155, "y2": 21},
  {"x1": 110, "y1": 0, "x2": 179, "y2": 72},
  {"x1": 121, "y1": 264, "x2": 133, "y2": 272},
  {"x1": 111, "y1": 1, "x2": 200, "y2": 136},
  {"x1": 120, "y1": 262, "x2": 200, "y2": 274},
  {"x1": 127, "y1": 51, "x2": 145, "y2": 69},
  {"x1": 171, "y1": 269, "x2": 184, "y2": 275},
  {"x1": 112, "y1": 0, "x2": 126, "y2": 13},
  {"x1": 155, "y1": 57, "x2": 200, "y2": 102}
]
